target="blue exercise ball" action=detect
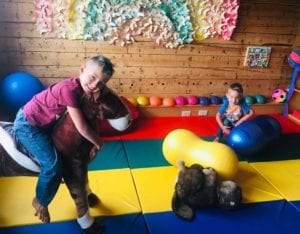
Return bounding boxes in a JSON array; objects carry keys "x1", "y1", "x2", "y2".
[
  {"x1": 227, "y1": 116, "x2": 281, "y2": 155},
  {"x1": 0, "y1": 72, "x2": 44, "y2": 113}
]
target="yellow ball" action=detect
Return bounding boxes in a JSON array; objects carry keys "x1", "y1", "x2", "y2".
[
  {"x1": 127, "y1": 97, "x2": 138, "y2": 107},
  {"x1": 136, "y1": 96, "x2": 149, "y2": 106},
  {"x1": 162, "y1": 129, "x2": 238, "y2": 180}
]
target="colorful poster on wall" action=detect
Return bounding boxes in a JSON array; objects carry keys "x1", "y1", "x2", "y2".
[{"x1": 244, "y1": 46, "x2": 272, "y2": 68}]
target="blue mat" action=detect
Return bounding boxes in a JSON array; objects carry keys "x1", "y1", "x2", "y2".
[
  {"x1": 0, "y1": 213, "x2": 148, "y2": 234},
  {"x1": 144, "y1": 200, "x2": 300, "y2": 234}
]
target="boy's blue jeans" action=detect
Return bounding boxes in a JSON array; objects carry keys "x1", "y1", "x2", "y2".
[
  {"x1": 216, "y1": 118, "x2": 235, "y2": 139},
  {"x1": 13, "y1": 109, "x2": 62, "y2": 206}
]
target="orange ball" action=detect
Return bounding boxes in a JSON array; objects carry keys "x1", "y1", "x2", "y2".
[
  {"x1": 149, "y1": 96, "x2": 162, "y2": 106},
  {"x1": 162, "y1": 97, "x2": 175, "y2": 107}
]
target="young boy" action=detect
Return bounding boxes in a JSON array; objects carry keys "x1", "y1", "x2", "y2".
[
  {"x1": 214, "y1": 83, "x2": 254, "y2": 142},
  {"x1": 13, "y1": 55, "x2": 114, "y2": 223}
]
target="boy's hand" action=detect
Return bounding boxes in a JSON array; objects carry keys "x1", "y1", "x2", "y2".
[{"x1": 222, "y1": 126, "x2": 230, "y2": 135}]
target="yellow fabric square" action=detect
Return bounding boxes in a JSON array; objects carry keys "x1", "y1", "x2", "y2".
[
  {"x1": 251, "y1": 159, "x2": 300, "y2": 201},
  {"x1": 234, "y1": 162, "x2": 283, "y2": 203},
  {"x1": 0, "y1": 169, "x2": 141, "y2": 227},
  {"x1": 131, "y1": 166, "x2": 178, "y2": 213},
  {"x1": 131, "y1": 163, "x2": 284, "y2": 215}
]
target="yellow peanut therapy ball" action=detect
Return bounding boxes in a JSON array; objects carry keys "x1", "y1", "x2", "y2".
[{"x1": 162, "y1": 129, "x2": 238, "y2": 180}]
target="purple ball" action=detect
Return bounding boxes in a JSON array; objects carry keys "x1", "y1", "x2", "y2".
[
  {"x1": 187, "y1": 95, "x2": 198, "y2": 105},
  {"x1": 175, "y1": 96, "x2": 187, "y2": 106}
]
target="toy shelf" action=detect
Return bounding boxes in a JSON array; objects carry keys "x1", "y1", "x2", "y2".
[{"x1": 138, "y1": 102, "x2": 284, "y2": 117}]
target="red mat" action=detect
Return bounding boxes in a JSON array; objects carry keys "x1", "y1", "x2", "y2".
[{"x1": 101, "y1": 114, "x2": 300, "y2": 141}]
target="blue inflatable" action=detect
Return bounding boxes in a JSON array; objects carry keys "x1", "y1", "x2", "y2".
[
  {"x1": 227, "y1": 116, "x2": 282, "y2": 155},
  {"x1": 0, "y1": 72, "x2": 44, "y2": 113}
]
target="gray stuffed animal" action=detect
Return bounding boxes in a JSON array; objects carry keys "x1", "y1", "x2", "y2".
[{"x1": 172, "y1": 160, "x2": 242, "y2": 220}]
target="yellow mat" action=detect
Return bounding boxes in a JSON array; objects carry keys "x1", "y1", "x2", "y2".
[
  {"x1": 131, "y1": 163, "x2": 284, "y2": 214},
  {"x1": 234, "y1": 162, "x2": 283, "y2": 203},
  {"x1": 0, "y1": 169, "x2": 141, "y2": 227},
  {"x1": 250, "y1": 159, "x2": 300, "y2": 201}
]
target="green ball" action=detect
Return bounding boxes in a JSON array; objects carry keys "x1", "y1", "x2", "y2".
[
  {"x1": 255, "y1": 95, "x2": 266, "y2": 104},
  {"x1": 244, "y1": 95, "x2": 256, "y2": 104}
]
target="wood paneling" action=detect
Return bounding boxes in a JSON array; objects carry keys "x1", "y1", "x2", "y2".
[{"x1": 0, "y1": 0, "x2": 299, "y2": 101}]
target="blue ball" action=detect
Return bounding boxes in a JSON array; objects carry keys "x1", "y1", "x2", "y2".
[
  {"x1": 0, "y1": 72, "x2": 44, "y2": 113},
  {"x1": 227, "y1": 116, "x2": 281, "y2": 155},
  {"x1": 210, "y1": 95, "x2": 221, "y2": 104},
  {"x1": 199, "y1": 96, "x2": 210, "y2": 106}
]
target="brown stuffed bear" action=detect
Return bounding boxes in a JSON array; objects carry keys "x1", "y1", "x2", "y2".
[{"x1": 172, "y1": 160, "x2": 242, "y2": 220}]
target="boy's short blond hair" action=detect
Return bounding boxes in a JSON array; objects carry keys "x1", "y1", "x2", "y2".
[{"x1": 88, "y1": 55, "x2": 115, "y2": 79}]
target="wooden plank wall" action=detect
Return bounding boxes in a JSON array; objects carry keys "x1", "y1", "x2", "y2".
[{"x1": 0, "y1": 0, "x2": 299, "y2": 99}]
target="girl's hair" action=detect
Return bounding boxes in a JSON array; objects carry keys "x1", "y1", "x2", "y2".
[
  {"x1": 88, "y1": 55, "x2": 115, "y2": 78},
  {"x1": 229, "y1": 83, "x2": 243, "y2": 95}
]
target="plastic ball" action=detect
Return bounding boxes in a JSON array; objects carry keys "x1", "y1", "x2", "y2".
[
  {"x1": 162, "y1": 129, "x2": 238, "y2": 180},
  {"x1": 149, "y1": 96, "x2": 162, "y2": 106},
  {"x1": 127, "y1": 97, "x2": 138, "y2": 107},
  {"x1": 244, "y1": 96, "x2": 256, "y2": 104},
  {"x1": 136, "y1": 96, "x2": 149, "y2": 106},
  {"x1": 0, "y1": 72, "x2": 44, "y2": 113},
  {"x1": 210, "y1": 95, "x2": 222, "y2": 105},
  {"x1": 227, "y1": 115, "x2": 281, "y2": 155},
  {"x1": 175, "y1": 96, "x2": 187, "y2": 106},
  {"x1": 199, "y1": 96, "x2": 210, "y2": 106},
  {"x1": 255, "y1": 95, "x2": 266, "y2": 104},
  {"x1": 187, "y1": 95, "x2": 198, "y2": 105},
  {"x1": 272, "y1": 89, "x2": 286, "y2": 103},
  {"x1": 162, "y1": 97, "x2": 175, "y2": 107}
]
